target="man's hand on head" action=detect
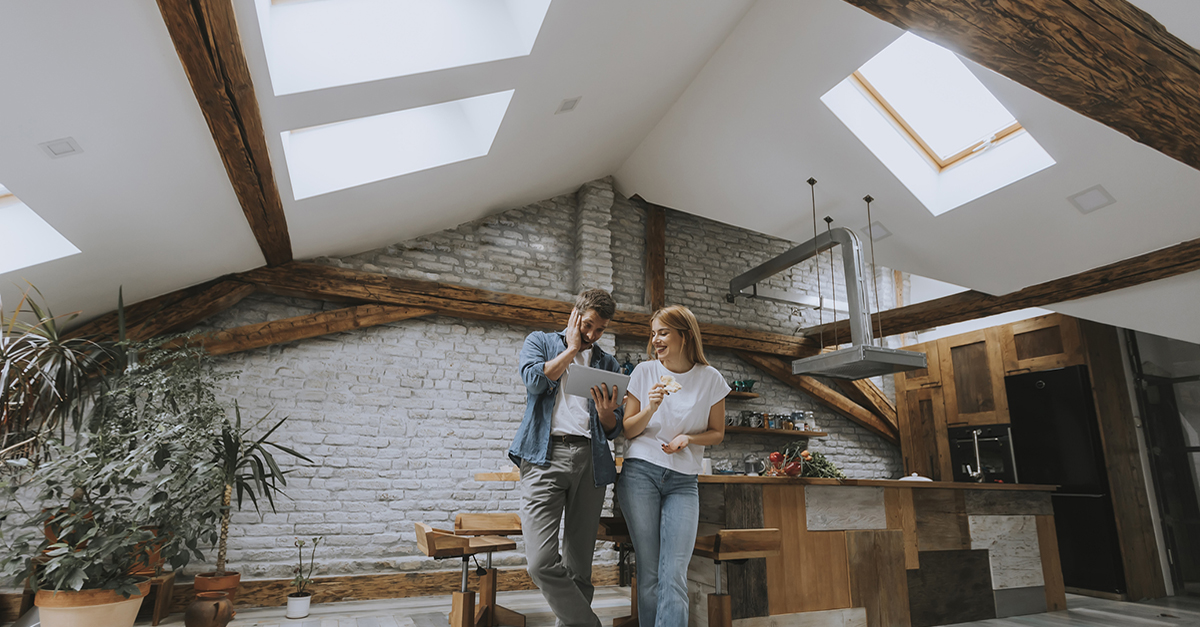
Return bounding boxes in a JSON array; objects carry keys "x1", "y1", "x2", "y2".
[{"x1": 565, "y1": 308, "x2": 584, "y2": 353}]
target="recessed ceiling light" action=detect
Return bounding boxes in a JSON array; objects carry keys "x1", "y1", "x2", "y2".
[
  {"x1": 556, "y1": 97, "x2": 582, "y2": 114},
  {"x1": 860, "y1": 221, "x2": 892, "y2": 241},
  {"x1": 1067, "y1": 185, "x2": 1115, "y2": 214},
  {"x1": 39, "y1": 137, "x2": 83, "y2": 159}
]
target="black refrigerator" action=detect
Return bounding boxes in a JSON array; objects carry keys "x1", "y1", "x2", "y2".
[{"x1": 1006, "y1": 365, "x2": 1127, "y2": 595}]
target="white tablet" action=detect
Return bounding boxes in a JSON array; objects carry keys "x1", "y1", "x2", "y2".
[{"x1": 562, "y1": 363, "x2": 630, "y2": 400}]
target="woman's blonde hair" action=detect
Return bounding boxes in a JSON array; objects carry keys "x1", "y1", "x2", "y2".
[{"x1": 647, "y1": 305, "x2": 708, "y2": 366}]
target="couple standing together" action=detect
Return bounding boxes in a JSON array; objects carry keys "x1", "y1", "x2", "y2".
[{"x1": 507, "y1": 289, "x2": 729, "y2": 627}]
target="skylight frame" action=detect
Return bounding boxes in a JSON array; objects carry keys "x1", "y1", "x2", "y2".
[
  {"x1": 850, "y1": 70, "x2": 1025, "y2": 172},
  {"x1": 0, "y1": 193, "x2": 82, "y2": 276}
]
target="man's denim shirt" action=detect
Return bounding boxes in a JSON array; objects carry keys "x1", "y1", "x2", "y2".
[{"x1": 508, "y1": 330, "x2": 624, "y2": 487}]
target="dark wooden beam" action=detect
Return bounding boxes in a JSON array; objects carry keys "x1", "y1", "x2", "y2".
[
  {"x1": 193, "y1": 304, "x2": 434, "y2": 355},
  {"x1": 242, "y1": 262, "x2": 818, "y2": 359},
  {"x1": 156, "y1": 0, "x2": 292, "y2": 265},
  {"x1": 636, "y1": 196, "x2": 667, "y2": 312},
  {"x1": 834, "y1": 378, "x2": 898, "y2": 432},
  {"x1": 842, "y1": 0, "x2": 1200, "y2": 172},
  {"x1": 735, "y1": 350, "x2": 899, "y2": 444},
  {"x1": 67, "y1": 278, "x2": 255, "y2": 341},
  {"x1": 806, "y1": 233, "x2": 1200, "y2": 344}
]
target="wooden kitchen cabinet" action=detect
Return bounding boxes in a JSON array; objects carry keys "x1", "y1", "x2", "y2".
[
  {"x1": 938, "y1": 328, "x2": 1009, "y2": 427},
  {"x1": 1000, "y1": 313, "x2": 1084, "y2": 374},
  {"x1": 900, "y1": 385, "x2": 952, "y2": 481},
  {"x1": 898, "y1": 340, "x2": 941, "y2": 390}
]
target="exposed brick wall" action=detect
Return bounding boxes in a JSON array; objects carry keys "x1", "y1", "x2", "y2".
[{"x1": 148, "y1": 178, "x2": 903, "y2": 581}]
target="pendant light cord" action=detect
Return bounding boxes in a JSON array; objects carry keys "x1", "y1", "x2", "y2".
[
  {"x1": 808, "y1": 178, "x2": 823, "y2": 351},
  {"x1": 865, "y1": 195, "x2": 884, "y2": 347}
]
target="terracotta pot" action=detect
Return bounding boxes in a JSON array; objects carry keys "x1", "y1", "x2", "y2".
[
  {"x1": 35, "y1": 580, "x2": 150, "y2": 627},
  {"x1": 185, "y1": 591, "x2": 234, "y2": 627},
  {"x1": 194, "y1": 571, "x2": 241, "y2": 604},
  {"x1": 130, "y1": 525, "x2": 168, "y2": 575}
]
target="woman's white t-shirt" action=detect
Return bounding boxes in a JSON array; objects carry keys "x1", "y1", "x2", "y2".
[{"x1": 625, "y1": 360, "x2": 730, "y2": 475}]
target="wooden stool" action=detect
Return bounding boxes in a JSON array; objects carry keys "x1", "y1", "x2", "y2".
[
  {"x1": 598, "y1": 517, "x2": 637, "y2": 627},
  {"x1": 416, "y1": 523, "x2": 517, "y2": 627},
  {"x1": 693, "y1": 529, "x2": 782, "y2": 627},
  {"x1": 452, "y1": 513, "x2": 525, "y2": 627},
  {"x1": 140, "y1": 571, "x2": 177, "y2": 626}
]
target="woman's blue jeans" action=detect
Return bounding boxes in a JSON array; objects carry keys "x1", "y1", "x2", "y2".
[{"x1": 615, "y1": 458, "x2": 699, "y2": 627}]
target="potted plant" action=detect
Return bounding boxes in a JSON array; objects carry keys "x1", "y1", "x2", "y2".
[
  {"x1": 0, "y1": 431, "x2": 173, "y2": 627},
  {"x1": 194, "y1": 404, "x2": 311, "y2": 603},
  {"x1": 287, "y1": 536, "x2": 321, "y2": 619}
]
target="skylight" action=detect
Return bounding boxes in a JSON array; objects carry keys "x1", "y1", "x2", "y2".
[
  {"x1": 281, "y1": 90, "x2": 514, "y2": 200},
  {"x1": 822, "y1": 33, "x2": 1054, "y2": 216},
  {"x1": 0, "y1": 192, "x2": 81, "y2": 276},
  {"x1": 255, "y1": 0, "x2": 552, "y2": 95}
]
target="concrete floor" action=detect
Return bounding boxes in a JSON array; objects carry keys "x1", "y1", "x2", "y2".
[{"x1": 126, "y1": 588, "x2": 1200, "y2": 627}]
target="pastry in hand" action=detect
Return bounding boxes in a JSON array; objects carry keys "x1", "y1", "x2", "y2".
[{"x1": 659, "y1": 374, "x2": 683, "y2": 394}]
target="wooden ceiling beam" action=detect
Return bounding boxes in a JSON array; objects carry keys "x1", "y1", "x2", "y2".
[
  {"x1": 735, "y1": 350, "x2": 899, "y2": 444},
  {"x1": 242, "y1": 262, "x2": 818, "y2": 359},
  {"x1": 834, "y1": 378, "x2": 898, "y2": 432},
  {"x1": 156, "y1": 0, "x2": 292, "y2": 265},
  {"x1": 67, "y1": 278, "x2": 256, "y2": 342},
  {"x1": 633, "y1": 196, "x2": 667, "y2": 312},
  {"x1": 841, "y1": 0, "x2": 1200, "y2": 172},
  {"x1": 806, "y1": 232, "x2": 1200, "y2": 344},
  {"x1": 192, "y1": 303, "x2": 434, "y2": 355}
]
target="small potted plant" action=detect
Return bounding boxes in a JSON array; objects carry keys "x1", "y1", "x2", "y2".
[{"x1": 287, "y1": 536, "x2": 322, "y2": 619}]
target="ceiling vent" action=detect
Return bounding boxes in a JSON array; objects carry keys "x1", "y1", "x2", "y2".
[
  {"x1": 728, "y1": 226, "x2": 926, "y2": 380},
  {"x1": 1067, "y1": 185, "x2": 1116, "y2": 214},
  {"x1": 556, "y1": 97, "x2": 582, "y2": 114},
  {"x1": 39, "y1": 137, "x2": 83, "y2": 159}
]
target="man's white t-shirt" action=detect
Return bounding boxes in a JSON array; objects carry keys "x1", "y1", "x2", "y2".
[
  {"x1": 625, "y1": 360, "x2": 730, "y2": 475},
  {"x1": 550, "y1": 347, "x2": 592, "y2": 438}
]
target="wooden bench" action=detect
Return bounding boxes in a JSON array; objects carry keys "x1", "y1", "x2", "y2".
[
  {"x1": 415, "y1": 523, "x2": 518, "y2": 627},
  {"x1": 451, "y1": 513, "x2": 525, "y2": 627},
  {"x1": 694, "y1": 529, "x2": 782, "y2": 627}
]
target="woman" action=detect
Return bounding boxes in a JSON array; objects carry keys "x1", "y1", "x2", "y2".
[{"x1": 617, "y1": 305, "x2": 729, "y2": 627}]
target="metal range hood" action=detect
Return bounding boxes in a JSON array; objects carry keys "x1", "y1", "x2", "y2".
[{"x1": 727, "y1": 226, "x2": 926, "y2": 380}]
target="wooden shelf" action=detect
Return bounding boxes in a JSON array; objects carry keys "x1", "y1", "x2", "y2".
[
  {"x1": 726, "y1": 390, "x2": 760, "y2": 399},
  {"x1": 725, "y1": 426, "x2": 826, "y2": 438}
]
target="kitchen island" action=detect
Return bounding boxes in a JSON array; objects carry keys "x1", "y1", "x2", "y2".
[{"x1": 687, "y1": 475, "x2": 1062, "y2": 627}]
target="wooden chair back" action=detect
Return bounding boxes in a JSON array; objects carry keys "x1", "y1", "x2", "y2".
[
  {"x1": 455, "y1": 513, "x2": 522, "y2": 536},
  {"x1": 694, "y1": 528, "x2": 782, "y2": 561},
  {"x1": 415, "y1": 522, "x2": 470, "y2": 558}
]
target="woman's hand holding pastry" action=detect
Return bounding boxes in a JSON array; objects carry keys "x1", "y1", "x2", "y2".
[
  {"x1": 662, "y1": 434, "x2": 691, "y2": 454},
  {"x1": 647, "y1": 383, "x2": 666, "y2": 411}
]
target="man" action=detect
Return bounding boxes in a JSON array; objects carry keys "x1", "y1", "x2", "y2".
[{"x1": 509, "y1": 288, "x2": 624, "y2": 627}]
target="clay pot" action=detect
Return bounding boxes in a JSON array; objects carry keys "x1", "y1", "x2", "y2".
[
  {"x1": 184, "y1": 591, "x2": 234, "y2": 627},
  {"x1": 35, "y1": 579, "x2": 150, "y2": 627},
  {"x1": 193, "y1": 571, "x2": 241, "y2": 604}
]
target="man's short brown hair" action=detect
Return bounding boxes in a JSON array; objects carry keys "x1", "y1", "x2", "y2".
[{"x1": 574, "y1": 288, "x2": 616, "y2": 320}]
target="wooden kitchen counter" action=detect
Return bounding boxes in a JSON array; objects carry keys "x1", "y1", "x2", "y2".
[
  {"x1": 689, "y1": 479, "x2": 1065, "y2": 627},
  {"x1": 697, "y1": 474, "x2": 1058, "y2": 491}
]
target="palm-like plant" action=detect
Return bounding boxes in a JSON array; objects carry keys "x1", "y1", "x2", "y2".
[
  {"x1": 212, "y1": 404, "x2": 312, "y2": 576},
  {"x1": 0, "y1": 287, "x2": 116, "y2": 459}
]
